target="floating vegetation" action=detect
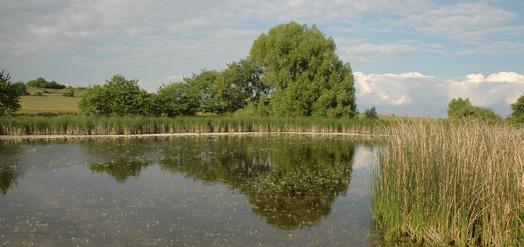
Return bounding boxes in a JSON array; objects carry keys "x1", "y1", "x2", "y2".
[{"x1": 159, "y1": 136, "x2": 355, "y2": 229}]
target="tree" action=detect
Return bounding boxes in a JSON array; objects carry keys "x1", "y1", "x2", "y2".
[
  {"x1": 26, "y1": 77, "x2": 66, "y2": 89},
  {"x1": 250, "y1": 22, "x2": 356, "y2": 117},
  {"x1": 364, "y1": 106, "x2": 378, "y2": 119},
  {"x1": 215, "y1": 59, "x2": 268, "y2": 113},
  {"x1": 79, "y1": 75, "x2": 153, "y2": 116},
  {"x1": 0, "y1": 70, "x2": 24, "y2": 115},
  {"x1": 12, "y1": 82, "x2": 28, "y2": 96},
  {"x1": 183, "y1": 70, "x2": 222, "y2": 114},
  {"x1": 448, "y1": 98, "x2": 501, "y2": 121},
  {"x1": 510, "y1": 94, "x2": 524, "y2": 123},
  {"x1": 155, "y1": 82, "x2": 200, "y2": 116}
]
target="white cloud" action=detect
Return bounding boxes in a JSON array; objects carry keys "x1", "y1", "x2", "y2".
[
  {"x1": 354, "y1": 71, "x2": 524, "y2": 117},
  {"x1": 448, "y1": 72, "x2": 524, "y2": 106},
  {"x1": 398, "y1": 2, "x2": 517, "y2": 42},
  {"x1": 337, "y1": 39, "x2": 445, "y2": 65}
]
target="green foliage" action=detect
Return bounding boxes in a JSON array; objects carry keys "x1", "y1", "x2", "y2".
[
  {"x1": 13, "y1": 82, "x2": 28, "y2": 95},
  {"x1": 447, "y1": 98, "x2": 501, "y2": 121},
  {"x1": 364, "y1": 106, "x2": 378, "y2": 119},
  {"x1": 34, "y1": 91, "x2": 43, "y2": 96},
  {"x1": 0, "y1": 115, "x2": 390, "y2": 135},
  {"x1": 509, "y1": 94, "x2": 524, "y2": 123},
  {"x1": 215, "y1": 59, "x2": 268, "y2": 113},
  {"x1": 62, "y1": 89, "x2": 75, "y2": 97},
  {"x1": 26, "y1": 77, "x2": 66, "y2": 89},
  {"x1": 155, "y1": 82, "x2": 200, "y2": 116},
  {"x1": 79, "y1": 75, "x2": 153, "y2": 116},
  {"x1": 250, "y1": 22, "x2": 356, "y2": 117},
  {"x1": 0, "y1": 70, "x2": 24, "y2": 115},
  {"x1": 183, "y1": 70, "x2": 222, "y2": 113}
]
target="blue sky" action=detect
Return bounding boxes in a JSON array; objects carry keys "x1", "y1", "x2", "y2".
[{"x1": 0, "y1": 0, "x2": 523, "y2": 116}]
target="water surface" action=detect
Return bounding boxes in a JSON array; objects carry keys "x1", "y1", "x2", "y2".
[{"x1": 0, "y1": 136, "x2": 378, "y2": 246}]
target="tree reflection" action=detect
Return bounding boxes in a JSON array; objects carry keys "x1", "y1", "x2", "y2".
[
  {"x1": 160, "y1": 136, "x2": 355, "y2": 230},
  {"x1": 89, "y1": 160, "x2": 151, "y2": 183},
  {"x1": 0, "y1": 166, "x2": 17, "y2": 194}
]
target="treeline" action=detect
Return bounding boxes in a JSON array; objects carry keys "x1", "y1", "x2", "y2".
[
  {"x1": 26, "y1": 77, "x2": 67, "y2": 89},
  {"x1": 447, "y1": 97, "x2": 524, "y2": 123},
  {"x1": 80, "y1": 22, "x2": 357, "y2": 118}
]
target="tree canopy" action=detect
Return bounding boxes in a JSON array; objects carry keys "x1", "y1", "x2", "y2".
[
  {"x1": 510, "y1": 94, "x2": 524, "y2": 123},
  {"x1": 447, "y1": 98, "x2": 501, "y2": 121},
  {"x1": 0, "y1": 71, "x2": 24, "y2": 115},
  {"x1": 250, "y1": 22, "x2": 356, "y2": 117},
  {"x1": 79, "y1": 75, "x2": 153, "y2": 116},
  {"x1": 26, "y1": 77, "x2": 66, "y2": 89},
  {"x1": 80, "y1": 23, "x2": 358, "y2": 118}
]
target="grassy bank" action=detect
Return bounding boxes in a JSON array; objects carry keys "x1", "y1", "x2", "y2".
[
  {"x1": 0, "y1": 115, "x2": 390, "y2": 136},
  {"x1": 372, "y1": 120, "x2": 523, "y2": 246}
]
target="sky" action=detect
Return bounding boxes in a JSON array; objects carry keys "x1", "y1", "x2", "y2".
[{"x1": 0, "y1": 0, "x2": 523, "y2": 117}]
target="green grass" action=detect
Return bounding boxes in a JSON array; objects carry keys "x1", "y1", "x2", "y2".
[
  {"x1": 0, "y1": 115, "x2": 390, "y2": 135},
  {"x1": 372, "y1": 120, "x2": 523, "y2": 246},
  {"x1": 20, "y1": 95, "x2": 81, "y2": 114},
  {"x1": 19, "y1": 87, "x2": 88, "y2": 114}
]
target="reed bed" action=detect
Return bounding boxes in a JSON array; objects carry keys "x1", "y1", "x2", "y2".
[
  {"x1": 0, "y1": 115, "x2": 390, "y2": 136},
  {"x1": 372, "y1": 120, "x2": 523, "y2": 246}
]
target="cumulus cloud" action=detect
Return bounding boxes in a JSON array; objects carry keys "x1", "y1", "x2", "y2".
[
  {"x1": 0, "y1": 0, "x2": 523, "y2": 117},
  {"x1": 354, "y1": 71, "x2": 524, "y2": 117},
  {"x1": 354, "y1": 72, "x2": 447, "y2": 116},
  {"x1": 448, "y1": 72, "x2": 524, "y2": 108}
]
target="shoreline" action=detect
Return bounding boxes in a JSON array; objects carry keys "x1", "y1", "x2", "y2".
[{"x1": 0, "y1": 131, "x2": 385, "y2": 140}]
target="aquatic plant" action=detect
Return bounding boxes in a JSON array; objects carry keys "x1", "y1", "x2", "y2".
[
  {"x1": 372, "y1": 120, "x2": 523, "y2": 246},
  {"x1": 0, "y1": 115, "x2": 387, "y2": 136}
]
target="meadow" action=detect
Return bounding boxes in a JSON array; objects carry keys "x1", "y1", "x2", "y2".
[{"x1": 18, "y1": 87, "x2": 87, "y2": 114}]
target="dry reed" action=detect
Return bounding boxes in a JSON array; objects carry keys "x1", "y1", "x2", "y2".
[{"x1": 372, "y1": 120, "x2": 523, "y2": 246}]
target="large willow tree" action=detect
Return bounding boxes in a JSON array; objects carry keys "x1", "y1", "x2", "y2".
[{"x1": 250, "y1": 22, "x2": 356, "y2": 117}]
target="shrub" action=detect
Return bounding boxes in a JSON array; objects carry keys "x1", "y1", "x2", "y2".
[
  {"x1": 26, "y1": 77, "x2": 66, "y2": 89},
  {"x1": 364, "y1": 106, "x2": 378, "y2": 119},
  {"x1": 79, "y1": 75, "x2": 153, "y2": 116},
  {"x1": 447, "y1": 98, "x2": 501, "y2": 121},
  {"x1": 0, "y1": 70, "x2": 24, "y2": 114},
  {"x1": 62, "y1": 90, "x2": 75, "y2": 97},
  {"x1": 509, "y1": 94, "x2": 524, "y2": 123}
]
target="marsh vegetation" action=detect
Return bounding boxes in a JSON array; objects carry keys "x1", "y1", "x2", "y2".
[{"x1": 373, "y1": 120, "x2": 523, "y2": 246}]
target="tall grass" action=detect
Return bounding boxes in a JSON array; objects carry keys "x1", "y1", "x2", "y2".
[
  {"x1": 0, "y1": 115, "x2": 390, "y2": 135},
  {"x1": 372, "y1": 120, "x2": 523, "y2": 246}
]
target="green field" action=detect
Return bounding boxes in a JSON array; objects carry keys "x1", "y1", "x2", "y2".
[{"x1": 19, "y1": 87, "x2": 86, "y2": 114}]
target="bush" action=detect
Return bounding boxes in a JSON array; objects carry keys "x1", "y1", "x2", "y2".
[
  {"x1": 155, "y1": 82, "x2": 200, "y2": 116},
  {"x1": 26, "y1": 77, "x2": 66, "y2": 89},
  {"x1": 63, "y1": 90, "x2": 75, "y2": 97},
  {"x1": 79, "y1": 75, "x2": 153, "y2": 116},
  {"x1": 13, "y1": 82, "x2": 28, "y2": 95},
  {"x1": 364, "y1": 106, "x2": 378, "y2": 119},
  {"x1": 509, "y1": 94, "x2": 524, "y2": 123},
  {"x1": 34, "y1": 91, "x2": 43, "y2": 96},
  {"x1": 0, "y1": 70, "x2": 24, "y2": 114},
  {"x1": 448, "y1": 98, "x2": 501, "y2": 121}
]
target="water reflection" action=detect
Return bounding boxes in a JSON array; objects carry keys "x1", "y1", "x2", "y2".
[
  {"x1": 90, "y1": 160, "x2": 151, "y2": 183},
  {"x1": 159, "y1": 137, "x2": 355, "y2": 229},
  {"x1": 0, "y1": 137, "x2": 377, "y2": 246},
  {"x1": 0, "y1": 166, "x2": 17, "y2": 194}
]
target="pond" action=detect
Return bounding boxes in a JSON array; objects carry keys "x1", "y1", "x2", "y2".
[{"x1": 0, "y1": 135, "x2": 380, "y2": 246}]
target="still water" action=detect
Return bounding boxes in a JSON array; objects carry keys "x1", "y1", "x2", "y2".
[{"x1": 0, "y1": 136, "x2": 378, "y2": 246}]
